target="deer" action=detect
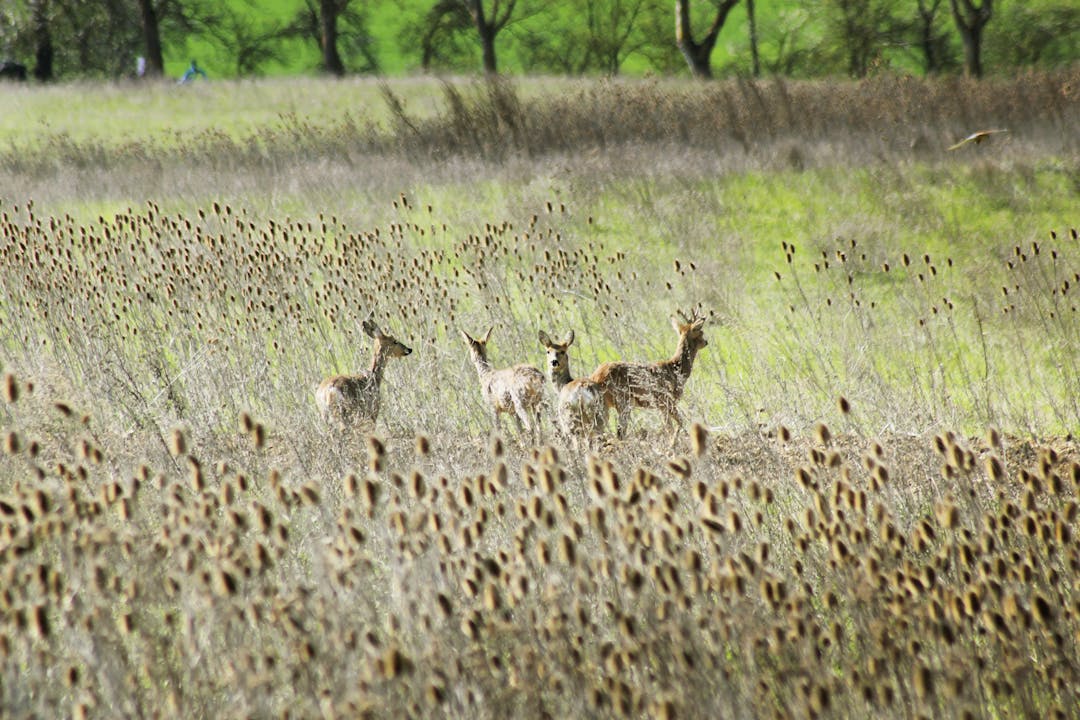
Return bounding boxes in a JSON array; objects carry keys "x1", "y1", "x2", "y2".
[
  {"x1": 460, "y1": 327, "x2": 546, "y2": 443},
  {"x1": 538, "y1": 329, "x2": 607, "y2": 449},
  {"x1": 588, "y1": 310, "x2": 708, "y2": 448},
  {"x1": 316, "y1": 316, "x2": 413, "y2": 432}
]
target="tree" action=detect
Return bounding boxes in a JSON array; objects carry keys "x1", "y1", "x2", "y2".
[
  {"x1": 746, "y1": 0, "x2": 759, "y2": 76},
  {"x1": 754, "y1": 6, "x2": 815, "y2": 76},
  {"x1": 912, "y1": 0, "x2": 951, "y2": 74},
  {"x1": 462, "y1": 0, "x2": 519, "y2": 74},
  {"x1": 415, "y1": 1, "x2": 473, "y2": 71},
  {"x1": 135, "y1": 0, "x2": 164, "y2": 76},
  {"x1": 820, "y1": 0, "x2": 906, "y2": 78},
  {"x1": 519, "y1": 0, "x2": 666, "y2": 75},
  {"x1": 0, "y1": 0, "x2": 217, "y2": 80},
  {"x1": 319, "y1": 0, "x2": 346, "y2": 75},
  {"x1": 287, "y1": 0, "x2": 378, "y2": 74},
  {"x1": 949, "y1": 0, "x2": 991, "y2": 77},
  {"x1": 988, "y1": 2, "x2": 1079, "y2": 68},
  {"x1": 585, "y1": 0, "x2": 664, "y2": 75},
  {"x1": 204, "y1": 4, "x2": 284, "y2": 76},
  {"x1": 675, "y1": 0, "x2": 740, "y2": 79},
  {"x1": 30, "y1": 0, "x2": 53, "y2": 80}
]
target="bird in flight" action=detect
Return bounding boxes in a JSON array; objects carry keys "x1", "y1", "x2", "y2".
[{"x1": 948, "y1": 129, "x2": 1008, "y2": 151}]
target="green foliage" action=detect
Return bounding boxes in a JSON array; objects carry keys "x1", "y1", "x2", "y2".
[
  {"x1": 987, "y1": 1, "x2": 1080, "y2": 69},
  {"x1": 0, "y1": 0, "x2": 141, "y2": 78},
  {"x1": 2, "y1": 0, "x2": 1079, "y2": 80}
]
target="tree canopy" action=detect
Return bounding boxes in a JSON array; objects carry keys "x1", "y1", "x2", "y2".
[{"x1": 0, "y1": 0, "x2": 1076, "y2": 81}]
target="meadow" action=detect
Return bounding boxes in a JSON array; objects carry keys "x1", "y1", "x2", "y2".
[{"x1": 0, "y1": 71, "x2": 1078, "y2": 718}]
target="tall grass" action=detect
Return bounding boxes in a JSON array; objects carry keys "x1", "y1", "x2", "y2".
[
  {"x1": 0, "y1": 73, "x2": 1078, "y2": 718},
  {"x1": 2, "y1": 71, "x2": 1076, "y2": 174}
]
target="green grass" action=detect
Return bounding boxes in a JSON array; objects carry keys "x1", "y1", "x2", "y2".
[
  {"x1": 0, "y1": 75, "x2": 596, "y2": 150},
  {"x1": 0, "y1": 73, "x2": 1078, "y2": 436}
]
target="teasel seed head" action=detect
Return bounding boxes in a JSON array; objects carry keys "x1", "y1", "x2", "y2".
[
  {"x1": 913, "y1": 664, "x2": 934, "y2": 700},
  {"x1": 1032, "y1": 593, "x2": 1054, "y2": 625},
  {"x1": 168, "y1": 428, "x2": 187, "y2": 457},
  {"x1": 368, "y1": 436, "x2": 385, "y2": 472},
  {"x1": 690, "y1": 423, "x2": 708, "y2": 457},
  {"x1": 251, "y1": 423, "x2": 265, "y2": 449},
  {"x1": 2, "y1": 373, "x2": 17, "y2": 403},
  {"x1": 667, "y1": 457, "x2": 692, "y2": 479}
]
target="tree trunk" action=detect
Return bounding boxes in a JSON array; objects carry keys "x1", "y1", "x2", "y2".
[
  {"x1": 747, "y1": 0, "x2": 760, "y2": 77},
  {"x1": 31, "y1": 0, "x2": 53, "y2": 81},
  {"x1": 479, "y1": 24, "x2": 497, "y2": 73},
  {"x1": 321, "y1": 0, "x2": 346, "y2": 75},
  {"x1": 465, "y1": 0, "x2": 501, "y2": 74},
  {"x1": 136, "y1": 0, "x2": 165, "y2": 77},
  {"x1": 950, "y1": 0, "x2": 992, "y2": 78},
  {"x1": 958, "y1": 24, "x2": 982, "y2": 77},
  {"x1": 915, "y1": 0, "x2": 942, "y2": 74},
  {"x1": 675, "y1": 0, "x2": 740, "y2": 79}
]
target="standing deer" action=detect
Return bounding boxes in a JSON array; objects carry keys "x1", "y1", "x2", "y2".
[
  {"x1": 538, "y1": 329, "x2": 607, "y2": 448},
  {"x1": 316, "y1": 316, "x2": 413, "y2": 432},
  {"x1": 460, "y1": 327, "x2": 546, "y2": 443},
  {"x1": 589, "y1": 310, "x2": 708, "y2": 447}
]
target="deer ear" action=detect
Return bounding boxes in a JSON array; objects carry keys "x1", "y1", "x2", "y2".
[
  {"x1": 670, "y1": 315, "x2": 684, "y2": 333},
  {"x1": 562, "y1": 329, "x2": 575, "y2": 347},
  {"x1": 538, "y1": 330, "x2": 551, "y2": 347},
  {"x1": 459, "y1": 329, "x2": 473, "y2": 343},
  {"x1": 481, "y1": 326, "x2": 494, "y2": 344},
  {"x1": 362, "y1": 318, "x2": 380, "y2": 338}
]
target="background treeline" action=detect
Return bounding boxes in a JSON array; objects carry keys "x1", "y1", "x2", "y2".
[{"x1": 0, "y1": 0, "x2": 1077, "y2": 82}]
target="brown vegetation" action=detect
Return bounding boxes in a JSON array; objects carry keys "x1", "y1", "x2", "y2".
[
  {"x1": 0, "y1": 71, "x2": 1077, "y2": 718},
  {"x1": 2, "y1": 363, "x2": 1079, "y2": 717}
]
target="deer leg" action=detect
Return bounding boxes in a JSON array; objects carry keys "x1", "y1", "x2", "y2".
[
  {"x1": 554, "y1": 409, "x2": 573, "y2": 448},
  {"x1": 615, "y1": 403, "x2": 631, "y2": 440},
  {"x1": 512, "y1": 412, "x2": 525, "y2": 439},
  {"x1": 666, "y1": 405, "x2": 686, "y2": 450},
  {"x1": 511, "y1": 395, "x2": 531, "y2": 433}
]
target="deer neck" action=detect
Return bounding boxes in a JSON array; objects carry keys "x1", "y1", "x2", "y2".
[
  {"x1": 469, "y1": 350, "x2": 494, "y2": 381},
  {"x1": 369, "y1": 343, "x2": 390, "y2": 384},
  {"x1": 549, "y1": 358, "x2": 573, "y2": 390},
  {"x1": 670, "y1": 335, "x2": 701, "y2": 383}
]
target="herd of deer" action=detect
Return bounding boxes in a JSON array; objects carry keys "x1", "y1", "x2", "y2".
[{"x1": 315, "y1": 310, "x2": 709, "y2": 449}]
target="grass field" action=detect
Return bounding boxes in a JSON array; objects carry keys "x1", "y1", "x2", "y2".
[{"x1": 0, "y1": 72, "x2": 1079, "y2": 718}]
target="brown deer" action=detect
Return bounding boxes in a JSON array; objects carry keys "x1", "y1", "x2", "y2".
[
  {"x1": 538, "y1": 329, "x2": 607, "y2": 448},
  {"x1": 589, "y1": 310, "x2": 708, "y2": 447},
  {"x1": 316, "y1": 316, "x2": 412, "y2": 431},
  {"x1": 460, "y1": 327, "x2": 546, "y2": 443}
]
